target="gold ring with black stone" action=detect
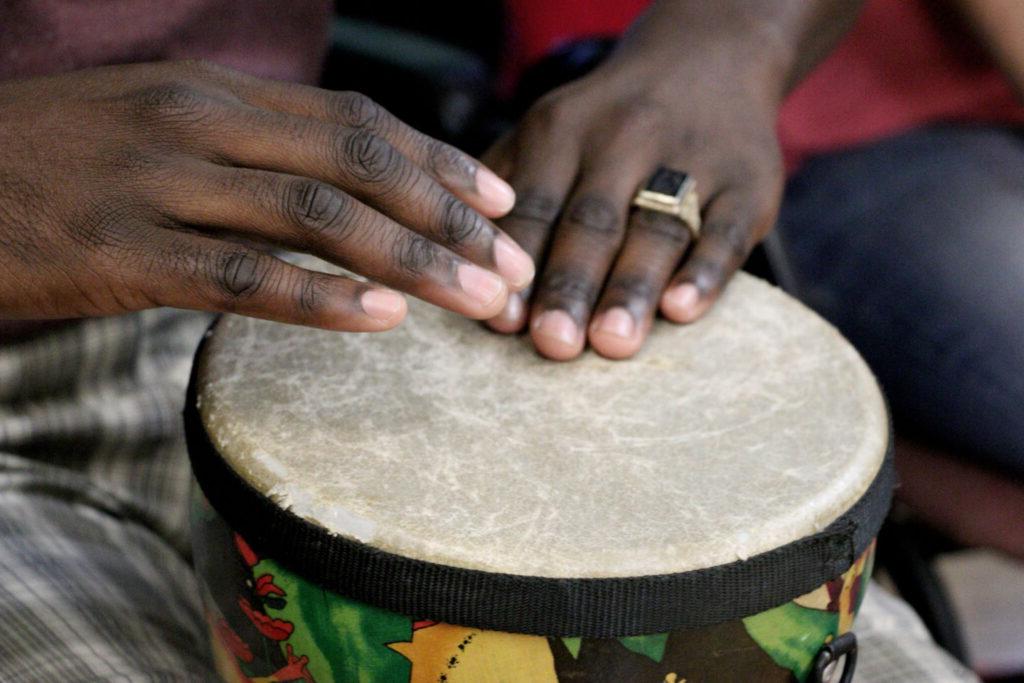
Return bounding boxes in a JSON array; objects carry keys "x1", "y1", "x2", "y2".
[{"x1": 631, "y1": 167, "x2": 702, "y2": 239}]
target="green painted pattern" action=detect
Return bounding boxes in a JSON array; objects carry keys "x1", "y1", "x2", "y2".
[
  {"x1": 744, "y1": 548, "x2": 875, "y2": 681},
  {"x1": 618, "y1": 632, "x2": 670, "y2": 662},
  {"x1": 256, "y1": 559, "x2": 412, "y2": 682},
  {"x1": 560, "y1": 636, "x2": 582, "y2": 659},
  {"x1": 743, "y1": 602, "x2": 838, "y2": 681}
]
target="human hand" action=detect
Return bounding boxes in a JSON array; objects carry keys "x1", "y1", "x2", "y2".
[
  {"x1": 483, "y1": 50, "x2": 784, "y2": 360},
  {"x1": 483, "y1": 0, "x2": 865, "y2": 360},
  {"x1": 0, "y1": 60, "x2": 534, "y2": 331}
]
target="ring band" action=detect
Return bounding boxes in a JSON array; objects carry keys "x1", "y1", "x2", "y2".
[{"x1": 632, "y1": 167, "x2": 701, "y2": 238}]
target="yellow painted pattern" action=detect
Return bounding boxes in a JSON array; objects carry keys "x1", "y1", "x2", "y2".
[{"x1": 388, "y1": 623, "x2": 558, "y2": 683}]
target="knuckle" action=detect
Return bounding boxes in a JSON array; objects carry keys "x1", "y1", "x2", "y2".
[
  {"x1": 295, "y1": 273, "x2": 326, "y2": 317},
  {"x1": 426, "y1": 139, "x2": 477, "y2": 184},
  {"x1": 103, "y1": 147, "x2": 162, "y2": 177},
  {"x1": 338, "y1": 129, "x2": 399, "y2": 185},
  {"x1": 563, "y1": 193, "x2": 622, "y2": 239},
  {"x1": 676, "y1": 128, "x2": 708, "y2": 157},
  {"x1": 603, "y1": 275, "x2": 658, "y2": 306},
  {"x1": 104, "y1": 149, "x2": 183, "y2": 198},
  {"x1": 631, "y1": 210, "x2": 690, "y2": 248},
  {"x1": 684, "y1": 252, "x2": 728, "y2": 290},
  {"x1": 333, "y1": 91, "x2": 384, "y2": 129},
  {"x1": 210, "y1": 250, "x2": 272, "y2": 302},
  {"x1": 525, "y1": 93, "x2": 575, "y2": 131},
  {"x1": 716, "y1": 145, "x2": 783, "y2": 196},
  {"x1": 68, "y1": 199, "x2": 138, "y2": 253},
  {"x1": 719, "y1": 171, "x2": 782, "y2": 242},
  {"x1": 716, "y1": 218, "x2": 755, "y2": 261},
  {"x1": 284, "y1": 179, "x2": 355, "y2": 242},
  {"x1": 131, "y1": 81, "x2": 201, "y2": 112},
  {"x1": 437, "y1": 194, "x2": 486, "y2": 247},
  {"x1": 115, "y1": 224, "x2": 160, "y2": 263},
  {"x1": 125, "y1": 81, "x2": 216, "y2": 125},
  {"x1": 614, "y1": 99, "x2": 668, "y2": 139},
  {"x1": 392, "y1": 234, "x2": 440, "y2": 276},
  {"x1": 506, "y1": 188, "x2": 562, "y2": 226},
  {"x1": 539, "y1": 269, "x2": 597, "y2": 314}
]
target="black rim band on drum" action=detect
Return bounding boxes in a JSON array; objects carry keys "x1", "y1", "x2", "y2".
[{"x1": 185, "y1": 332, "x2": 895, "y2": 639}]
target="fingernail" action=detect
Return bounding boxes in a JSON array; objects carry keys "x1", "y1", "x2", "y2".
[
  {"x1": 360, "y1": 289, "x2": 405, "y2": 322},
  {"x1": 475, "y1": 167, "x2": 516, "y2": 214},
  {"x1": 532, "y1": 309, "x2": 580, "y2": 347},
  {"x1": 661, "y1": 283, "x2": 700, "y2": 320},
  {"x1": 593, "y1": 307, "x2": 635, "y2": 339},
  {"x1": 497, "y1": 292, "x2": 525, "y2": 326},
  {"x1": 493, "y1": 235, "x2": 535, "y2": 290},
  {"x1": 457, "y1": 263, "x2": 506, "y2": 308}
]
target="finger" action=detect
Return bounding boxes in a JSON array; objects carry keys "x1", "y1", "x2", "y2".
[
  {"x1": 483, "y1": 129, "x2": 580, "y2": 335},
  {"x1": 205, "y1": 70, "x2": 516, "y2": 218},
  {"x1": 480, "y1": 130, "x2": 515, "y2": 180},
  {"x1": 139, "y1": 229, "x2": 407, "y2": 331},
  {"x1": 527, "y1": 149, "x2": 657, "y2": 361},
  {"x1": 204, "y1": 111, "x2": 534, "y2": 290},
  {"x1": 164, "y1": 165, "x2": 510, "y2": 320},
  {"x1": 588, "y1": 208, "x2": 693, "y2": 359},
  {"x1": 660, "y1": 186, "x2": 777, "y2": 323},
  {"x1": 315, "y1": 94, "x2": 516, "y2": 218}
]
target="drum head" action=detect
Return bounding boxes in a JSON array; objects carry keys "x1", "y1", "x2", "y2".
[{"x1": 189, "y1": 272, "x2": 892, "y2": 636}]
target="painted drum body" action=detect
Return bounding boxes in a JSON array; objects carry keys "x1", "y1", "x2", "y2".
[{"x1": 186, "y1": 272, "x2": 893, "y2": 683}]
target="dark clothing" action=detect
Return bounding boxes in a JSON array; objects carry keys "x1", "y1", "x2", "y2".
[{"x1": 776, "y1": 124, "x2": 1024, "y2": 478}]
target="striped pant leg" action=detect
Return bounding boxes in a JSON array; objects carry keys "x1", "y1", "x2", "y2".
[
  {"x1": 0, "y1": 455, "x2": 214, "y2": 682},
  {"x1": 0, "y1": 309, "x2": 217, "y2": 681}
]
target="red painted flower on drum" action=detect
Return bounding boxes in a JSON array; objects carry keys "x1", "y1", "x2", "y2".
[
  {"x1": 238, "y1": 596, "x2": 295, "y2": 641},
  {"x1": 255, "y1": 573, "x2": 286, "y2": 598}
]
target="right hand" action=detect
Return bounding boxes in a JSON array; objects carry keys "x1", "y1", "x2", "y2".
[{"x1": 0, "y1": 60, "x2": 533, "y2": 331}]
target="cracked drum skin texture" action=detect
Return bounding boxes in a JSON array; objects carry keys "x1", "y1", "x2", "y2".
[{"x1": 195, "y1": 271, "x2": 887, "y2": 579}]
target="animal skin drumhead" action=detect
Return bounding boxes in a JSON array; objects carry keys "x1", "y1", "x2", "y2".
[{"x1": 195, "y1": 272, "x2": 888, "y2": 580}]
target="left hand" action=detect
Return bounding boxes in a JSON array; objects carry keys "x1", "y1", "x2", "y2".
[{"x1": 483, "y1": 46, "x2": 785, "y2": 360}]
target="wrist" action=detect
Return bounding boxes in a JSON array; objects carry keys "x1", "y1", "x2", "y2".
[
  {"x1": 605, "y1": 0, "x2": 863, "y2": 111},
  {"x1": 597, "y1": 34, "x2": 785, "y2": 118}
]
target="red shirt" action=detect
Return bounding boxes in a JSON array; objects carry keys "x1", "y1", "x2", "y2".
[{"x1": 503, "y1": 0, "x2": 1024, "y2": 170}]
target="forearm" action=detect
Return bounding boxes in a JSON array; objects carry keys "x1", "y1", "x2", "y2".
[
  {"x1": 946, "y1": 0, "x2": 1024, "y2": 102},
  {"x1": 606, "y1": 0, "x2": 865, "y2": 107}
]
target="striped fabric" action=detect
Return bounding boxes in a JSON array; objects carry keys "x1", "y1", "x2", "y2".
[
  {"x1": 0, "y1": 308, "x2": 977, "y2": 682},
  {"x1": 0, "y1": 309, "x2": 216, "y2": 681}
]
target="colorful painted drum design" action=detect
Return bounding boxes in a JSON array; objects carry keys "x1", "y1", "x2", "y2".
[{"x1": 186, "y1": 272, "x2": 893, "y2": 683}]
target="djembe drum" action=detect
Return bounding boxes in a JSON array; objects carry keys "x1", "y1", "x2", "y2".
[{"x1": 186, "y1": 272, "x2": 893, "y2": 683}]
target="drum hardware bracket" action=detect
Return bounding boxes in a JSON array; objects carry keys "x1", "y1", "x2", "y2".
[{"x1": 810, "y1": 631, "x2": 857, "y2": 683}]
